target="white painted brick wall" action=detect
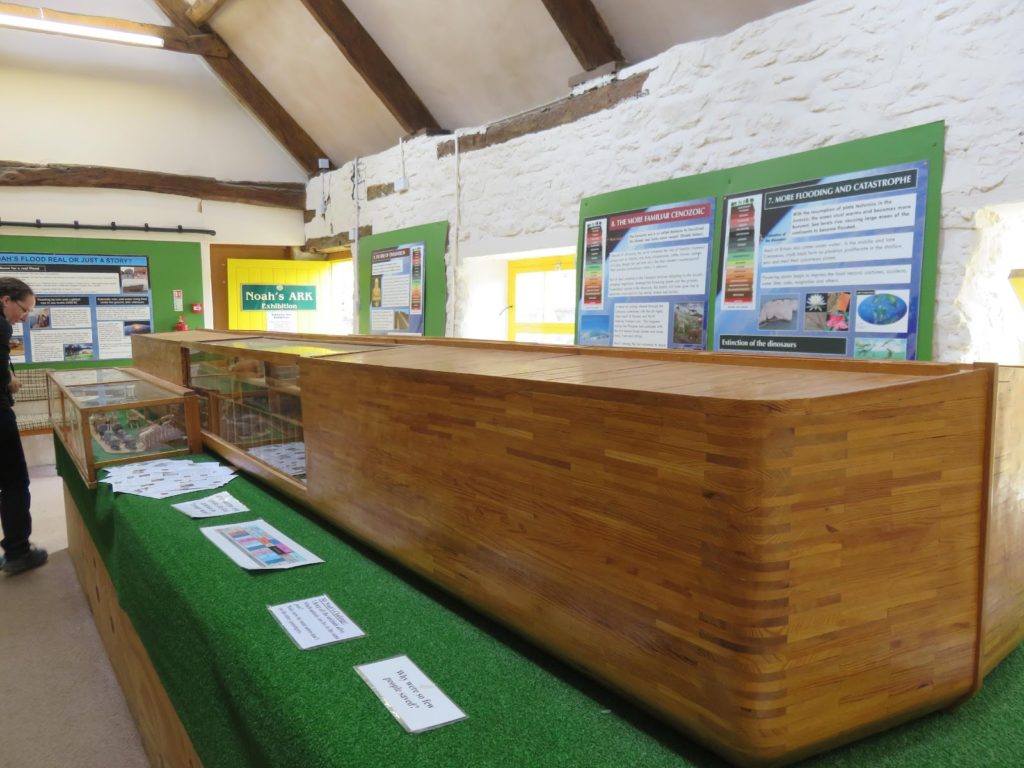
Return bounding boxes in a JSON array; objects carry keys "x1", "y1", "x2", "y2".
[{"x1": 306, "y1": 0, "x2": 1024, "y2": 362}]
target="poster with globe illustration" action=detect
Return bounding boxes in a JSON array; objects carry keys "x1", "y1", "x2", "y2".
[{"x1": 713, "y1": 161, "x2": 929, "y2": 360}]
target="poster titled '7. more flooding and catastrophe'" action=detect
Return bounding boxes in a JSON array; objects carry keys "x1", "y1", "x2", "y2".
[{"x1": 714, "y1": 161, "x2": 929, "y2": 360}]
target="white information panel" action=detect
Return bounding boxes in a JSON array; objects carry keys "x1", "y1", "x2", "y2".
[
  {"x1": 268, "y1": 594, "x2": 365, "y2": 650},
  {"x1": 355, "y1": 655, "x2": 467, "y2": 734},
  {"x1": 200, "y1": 519, "x2": 323, "y2": 570},
  {"x1": 0, "y1": 252, "x2": 153, "y2": 363},
  {"x1": 171, "y1": 491, "x2": 249, "y2": 519}
]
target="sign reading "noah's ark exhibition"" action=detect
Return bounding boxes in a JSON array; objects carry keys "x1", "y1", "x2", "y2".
[{"x1": 240, "y1": 284, "x2": 317, "y2": 311}]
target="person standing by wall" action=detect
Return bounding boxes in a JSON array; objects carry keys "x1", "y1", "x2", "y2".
[{"x1": 0, "y1": 277, "x2": 47, "y2": 575}]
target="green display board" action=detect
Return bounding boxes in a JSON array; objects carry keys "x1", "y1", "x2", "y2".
[
  {"x1": 357, "y1": 221, "x2": 448, "y2": 337},
  {"x1": 576, "y1": 122, "x2": 945, "y2": 360},
  {"x1": 0, "y1": 234, "x2": 203, "y2": 369}
]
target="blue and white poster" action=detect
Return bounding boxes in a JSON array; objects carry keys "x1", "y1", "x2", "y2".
[
  {"x1": 714, "y1": 161, "x2": 929, "y2": 359},
  {"x1": 577, "y1": 199, "x2": 716, "y2": 349},
  {"x1": 0, "y1": 253, "x2": 152, "y2": 363},
  {"x1": 369, "y1": 242, "x2": 425, "y2": 336}
]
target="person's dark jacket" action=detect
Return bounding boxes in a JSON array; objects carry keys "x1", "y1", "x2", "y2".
[{"x1": 0, "y1": 316, "x2": 15, "y2": 407}]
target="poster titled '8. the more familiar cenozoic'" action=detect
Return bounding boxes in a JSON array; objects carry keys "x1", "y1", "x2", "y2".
[{"x1": 577, "y1": 199, "x2": 716, "y2": 350}]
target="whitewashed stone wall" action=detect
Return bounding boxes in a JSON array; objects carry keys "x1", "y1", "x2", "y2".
[{"x1": 306, "y1": 0, "x2": 1024, "y2": 363}]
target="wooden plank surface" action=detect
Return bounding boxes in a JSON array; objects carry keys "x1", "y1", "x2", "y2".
[
  {"x1": 301, "y1": 357, "x2": 993, "y2": 766},
  {"x1": 980, "y1": 365, "x2": 1024, "y2": 674},
  {"x1": 65, "y1": 489, "x2": 203, "y2": 768},
  {"x1": 328, "y1": 344, "x2": 954, "y2": 400},
  {"x1": 153, "y1": 330, "x2": 972, "y2": 378}
]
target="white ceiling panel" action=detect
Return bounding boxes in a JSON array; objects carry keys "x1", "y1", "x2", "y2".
[
  {"x1": 346, "y1": 0, "x2": 582, "y2": 129},
  {"x1": 593, "y1": 0, "x2": 813, "y2": 64},
  {"x1": 210, "y1": 0, "x2": 406, "y2": 164}
]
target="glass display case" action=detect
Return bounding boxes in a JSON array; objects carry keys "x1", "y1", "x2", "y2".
[
  {"x1": 183, "y1": 337, "x2": 384, "y2": 483},
  {"x1": 48, "y1": 367, "x2": 201, "y2": 488}
]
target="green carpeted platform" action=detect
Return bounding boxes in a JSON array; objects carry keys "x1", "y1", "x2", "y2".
[{"x1": 57, "y1": 442, "x2": 1023, "y2": 768}]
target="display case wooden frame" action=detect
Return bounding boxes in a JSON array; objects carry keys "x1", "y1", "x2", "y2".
[
  {"x1": 131, "y1": 331, "x2": 1024, "y2": 768},
  {"x1": 178, "y1": 336, "x2": 385, "y2": 498},
  {"x1": 47, "y1": 367, "x2": 201, "y2": 489}
]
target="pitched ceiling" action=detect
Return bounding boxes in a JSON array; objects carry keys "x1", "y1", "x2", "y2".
[{"x1": 2, "y1": 0, "x2": 812, "y2": 178}]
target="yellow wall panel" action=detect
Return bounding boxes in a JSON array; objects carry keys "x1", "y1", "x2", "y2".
[{"x1": 227, "y1": 259, "x2": 338, "y2": 332}]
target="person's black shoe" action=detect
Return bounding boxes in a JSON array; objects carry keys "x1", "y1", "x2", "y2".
[{"x1": 1, "y1": 546, "x2": 48, "y2": 575}]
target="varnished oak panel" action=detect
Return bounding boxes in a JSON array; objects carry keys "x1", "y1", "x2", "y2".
[
  {"x1": 331, "y1": 345, "x2": 931, "y2": 400},
  {"x1": 980, "y1": 365, "x2": 1024, "y2": 675},
  {"x1": 144, "y1": 328, "x2": 971, "y2": 377},
  {"x1": 131, "y1": 333, "x2": 189, "y2": 385},
  {"x1": 65, "y1": 487, "x2": 203, "y2": 768},
  {"x1": 301, "y1": 355, "x2": 993, "y2": 766},
  {"x1": 129, "y1": 332, "x2": 1022, "y2": 767}
]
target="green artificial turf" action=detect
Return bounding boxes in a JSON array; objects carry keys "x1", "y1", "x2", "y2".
[{"x1": 57, "y1": 442, "x2": 1023, "y2": 768}]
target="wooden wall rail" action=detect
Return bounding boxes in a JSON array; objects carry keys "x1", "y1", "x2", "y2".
[{"x1": 130, "y1": 331, "x2": 1023, "y2": 767}]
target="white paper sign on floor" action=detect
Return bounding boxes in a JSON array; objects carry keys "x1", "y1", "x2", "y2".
[
  {"x1": 355, "y1": 655, "x2": 467, "y2": 734},
  {"x1": 268, "y1": 595, "x2": 365, "y2": 650}
]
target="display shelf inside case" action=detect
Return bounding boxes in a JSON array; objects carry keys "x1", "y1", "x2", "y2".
[
  {"x1": 48, "y1": 368, "x2": 200, "y2": 487},
  {"x1": 184, "y1": 337, "x2": 386, "y2": 483}
]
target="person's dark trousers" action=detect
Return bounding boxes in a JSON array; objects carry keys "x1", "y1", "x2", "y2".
[{"x1": 0, "y1": 405, "x2": 32, "y2": 560}]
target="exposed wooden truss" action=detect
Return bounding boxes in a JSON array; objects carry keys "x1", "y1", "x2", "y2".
[
  {"x1": 540, "y1": 0, "x2": 623, "y2": 71},
  {"x1": 186, "y1": 0, "x2": 232, "y2": 27},
  {"x1": 437, "y1": 71, "x2": 648, "y2": 158},
  {"x1": 152, "y1": 0, "x2": 327, "y2": 175},
  {"x1": 305, "y1": 225, "x2": 373, "y2": 253},
  {"x1": 0, "y1": 2, "x2": 227, "y2": 56},
  {"x1": 298, "y1": 0, "x2": 442, "y2": 135},
  {"x1": 0, "y1": 161, "x2": 306, "y2": 209}
]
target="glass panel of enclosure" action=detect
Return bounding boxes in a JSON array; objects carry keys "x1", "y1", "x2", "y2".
[
  {"x1": 87, "y1": 401, "x2": 190, "y2": 462},
  {"x1": 64, "y1": 381, "x2": 189, "y2": 462},
  {"x1": 184, "y1": 347, "x2": 306, "y2": 481},
  {"x1": 65, "y1": 379, "x2": 176, "y2": 406},
  {"x1": 48, "y1": 386, "x2": 85, "y2": 466},
  {"x1": 50, "y1": 368, "x2": 138, "y2": 386},
  {"x1": 186, "y1": 339, "x2": 385, "y2": 482}
]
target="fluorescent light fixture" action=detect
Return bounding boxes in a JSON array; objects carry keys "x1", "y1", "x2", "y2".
[{"x1": 0, "y1": 13, "x2": 165, "y2": 48}]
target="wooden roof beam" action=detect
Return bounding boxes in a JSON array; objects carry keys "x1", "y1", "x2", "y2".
[
  {"x1": 298, "y1": 0, "x2": 442, "y2": 134},
  {"x1": 152, "y1": 0, "x2": 328, "y2": 175},
  {"x1": 0, "y1": 161, "x2": 306, "y2": 209},
  {"x1": 186, "y1": 0, "x2": 232, "y2": 27},
  {"x1": 0, "y1": 2, "x2": 227, "y2": 56},
  {"x1": 540, "y1": 0, "x2": 623, "y2": 71}
]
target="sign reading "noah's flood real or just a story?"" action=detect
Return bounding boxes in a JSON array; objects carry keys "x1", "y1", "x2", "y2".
[
  {"x1": 240, "y1": 284, "x2": 317, "y2": 311},
  {"x1": 0, "y1": 252, "x2": 153, "y2": 363}
]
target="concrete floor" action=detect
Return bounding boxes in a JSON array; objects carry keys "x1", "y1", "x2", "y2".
[
  {"x1": 22, "y1": 434, "x2": 68, "y2": 554},
  {"x1": 2, "y1": 434, "x2": 149, "y2": 768}
]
